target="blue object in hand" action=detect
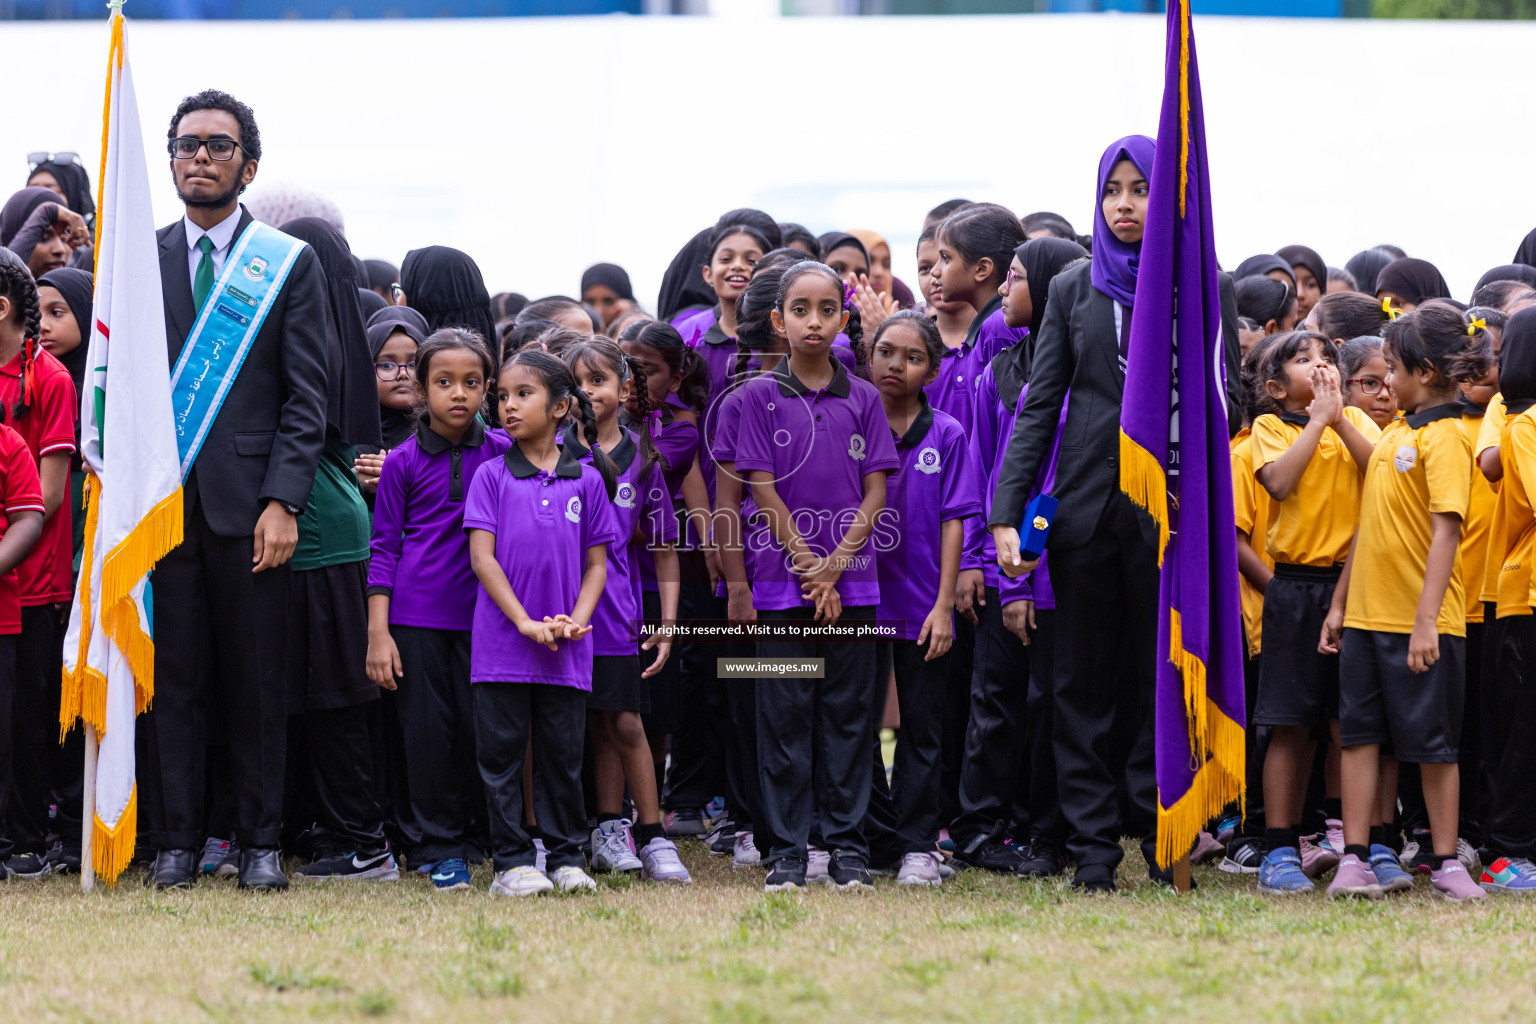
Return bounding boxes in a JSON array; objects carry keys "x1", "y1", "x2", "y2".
[{"x1": 1020, "y1": 494, "x2": 1057, "y2": 561}]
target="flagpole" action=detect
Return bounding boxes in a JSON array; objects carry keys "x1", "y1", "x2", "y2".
[{"x1": 80, "y1": 725, "x2": 98, "y2": 892}]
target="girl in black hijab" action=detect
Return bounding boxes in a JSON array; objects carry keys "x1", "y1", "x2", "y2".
[
  {"x1": 26, "y1": 158, "x2": 94, "y2": 234},
  {"x1": 36, "y1": 266, "x2": 92, "y2": 566},
  {"x1": 364, "y1": 306, "x2": 430, "y2": 451},
  {"x1": 281, "y1": 217, "x2": 381, "y2": 449},
  {"x1": 400, "y1": 245, "x2": 496, "y2": 344},
  {"x1": 1514, "y1": 227, "x2": 1536, "y2": 270},
  {"x1": 579, "y1": 263, "x2": 636, "y2": 331},
  {"x1": 1233, "y1": 253, "x2": 1297, "y2": 291},
  {"x1": 1375, "y1": 257, "x2": 1451, "y2": 312},
  {"x1": 1276, "y1": 244, "x2": 1327, "y2": 320},
  {"x1": 1345, "y1": 248, "x2": 1395, "y2": 297},
  {"x1": 994, "y1": 236, "x2": 1089, "y2": 408}
]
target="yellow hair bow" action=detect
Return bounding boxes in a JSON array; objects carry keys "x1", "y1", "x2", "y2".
[
  {"x1": 1468, "y1": 317, "x2": 1487, "y2": 336},
  {"x1": 1381, "y1": 296, "x2": 1402, "y2": 320}
]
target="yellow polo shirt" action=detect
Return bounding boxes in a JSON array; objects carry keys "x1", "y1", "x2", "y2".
[
  {"x1": 1231, "y1": 429, "x2": 1273, "y2": 658},
  {"x1": 1250, "y1": 406, "x2": 1379, "y2": 567},
  {"x1": 1461, "y1": 406, "x2": 1496, "y2": 624}
]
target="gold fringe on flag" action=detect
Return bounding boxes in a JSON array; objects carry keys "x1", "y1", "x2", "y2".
[
  {"x1": 92, "y1": 783, "x2": 137, "y2": 886},
  {"x1": 1118, "y1": 428, "x2": 1170, "y2": 564},
  {"x1": 100, "y1": 488, "x2": 182, "y2": 706},
  {"x1": 1156, "y1": 609, "x2": 1245, "y2": 869},
  {"x1": 59, "y1": 473, "x2": 101, "y2": 740},
  {"x1": 1177, "y1": 0, "x2": 1191, "y2": 219}
]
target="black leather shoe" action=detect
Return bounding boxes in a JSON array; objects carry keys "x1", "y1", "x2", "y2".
[
  {"x1": 1071, "y1": 864, "x2": 1116, "y2": 894},
  {"x1": 237, "y1": 847, "x2": 289, "y2": 891},
  {"x1": 143, "y1": 848, "x2": 196, "y2": 890}
]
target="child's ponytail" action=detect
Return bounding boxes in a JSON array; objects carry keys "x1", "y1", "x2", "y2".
[
  {"x1": 0, "y1": 249, "x2": 42, "y2": 421},
  {"x1": 570, "y1": 387, "x2": 619, "y2": 501},
  {"x1": 1384, "y1": 300, "x2": 1494, "y2": 389},
  {"x1": 623, "y1": 352, "x2": 663, "y2": 477}
]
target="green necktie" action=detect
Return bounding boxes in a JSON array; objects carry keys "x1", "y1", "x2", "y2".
[{"x1": 193, "y1": 235, "x2": 216, "y2": 312}]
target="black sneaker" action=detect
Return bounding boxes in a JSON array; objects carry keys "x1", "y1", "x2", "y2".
[
  {"x1": 1071, "y1": 864, "x2": 1115, "y2": 894},
  {"x1": 1017, "y1": 838, "x2": 1068, "y2": 878},
  {"x1": 828, "y1": 853, "x2": 873, "y2": 890},
  {"x1": 706, "y1": 820, "x2": 737, "y2": 857},
  {"x1": 763, "y1": 859, "x2": 807, "y2": 892},
  {"x1": 957, "y1": 838, "x2": 1028, "y2": 874},
  {"x1": 1219, "y1": 837, "x2": 1265, "y2": 874},
  {"x1": 5, "y1": 853, "x2": 54, "y2": 879},
  {"x1": 47, "y1": 844, "x2": 82, "y2": 875},
  {"x1": 296, "y1": 847, "x2": 401, "y2": 882}
]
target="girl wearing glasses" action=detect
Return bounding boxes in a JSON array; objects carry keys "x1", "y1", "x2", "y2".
[{"x1": 1339, "y1": 337, "x2": 1398, "y2": 431}]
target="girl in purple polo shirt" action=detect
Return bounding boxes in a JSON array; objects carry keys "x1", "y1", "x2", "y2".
[
  {"x1": 561, "y1": 337, "x2": 691, "y2": 885},
  {"x1": 685, "y1": 223, "x2": 771, "y2": 417},
  {"x1": 867, "y1": 311, "x2": 981, "y2": 887},
  {"x1": 926, "y1": 203, "x2": 1028, "y2": 432},
  {"x1": 735, "y1": 260, "x2": 900, "y2": 891},
  {"x1": 465, "y1": 348, "x2": 620, "y2": 898},
  {"x1": 366, "y1": 328, "x2": 510, "y2": 891}
]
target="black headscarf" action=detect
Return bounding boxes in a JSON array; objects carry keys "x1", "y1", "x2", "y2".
[
  {"x1": 366, "y1": 305, "x2": 429, "y2": 356},
  {"x1": 1345, "y1": 249, "x2": 1394, "y2": 296},
  {"x1": 37, "y1": 267, "x2": 92, "y2": 400},
  {"x1": 996, "y1": 237, "x2": 1089, "y2": 408},
  {"x1": 1375, "y1": 257, "x2": 1450, "y2": 305},
  {"x1": 0, "y1": 187, "x2": 61, "y2": 248},
  {"x1": 580, "y1": 263, "x2": 634, "y2": 302},
  {"x1": 27, "y1": 161, "x2": 94, "y2": 231},
  {"x1": 1233, "y1": 253, "x2": 1296, "y2": 289},
  {"x1": 401, "y1": 245, "x2": 495, "y2": 344},
  {"x1": 280, "y1": 217, "x2": 381, "y2": 448},
  {"x1": 1514, "y1": 228, "x2": 1536, "y2": 269},
  {"x1": 1276, "y1": 244, "x2": 1326, "y2": 291},
  {"x1": 357, "y1": 287, "x2": 388, "y2": 317},
  {"x1": 363, "y1": 259, "x2": 399, "y2": 293},
  {"x1": 1476, "y1": 264, "x2": 1536, "y2": 294},
  {"x1": 657, "y1": 227, "x2": 716, "y2": 321},
  {"x1": 817, "y1": 232, "x2": 870, "y2": 267}
]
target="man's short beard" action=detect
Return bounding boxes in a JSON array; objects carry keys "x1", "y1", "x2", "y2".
[{"x1": 176, "y1": 179, "x2": 242, "y2": 210}]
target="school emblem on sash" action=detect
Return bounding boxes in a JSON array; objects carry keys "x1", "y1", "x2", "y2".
[
  {"x1": 565, "y1": 495, "x2": 583, "y2": 523},
  {"x1": 615, "y1": 482, "x2": 636, "y2": 509},
  {"x1": 915, "y1": 447, "x2": 941, "y2": 474},
  {"x1": 848, "y1": 434, "x2": 867, "y2": 461},
  {"x1": 243, "y1": 255, "x2": 269, "y2": 281}
]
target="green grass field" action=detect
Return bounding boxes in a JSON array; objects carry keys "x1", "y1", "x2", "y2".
[{"x1": 3, "y1": 843, "x2": 1535, "y2": 1023}]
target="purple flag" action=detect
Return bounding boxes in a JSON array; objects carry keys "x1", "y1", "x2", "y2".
[{"x1": 1120, "y1": 0, "x2": 1246, "y2": 869}]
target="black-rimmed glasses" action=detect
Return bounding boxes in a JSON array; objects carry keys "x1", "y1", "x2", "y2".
[
  {"x1": 169, "y1": 137, "x2": 242, "y2": 161},
  {"x1": 375, "y1": 360, "x2": 415, "y2": 382},
  {"x1": 1344, "y1": 376, "x2": 1387, "y2": 395}
]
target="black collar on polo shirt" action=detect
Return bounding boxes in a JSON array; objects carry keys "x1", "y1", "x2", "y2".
[
  {"x1": 1404, "y1": 400, "x2": 1465, "y2": 429},
  {"x1": 505, "y1": 435, "x2": 584, "y2": 479},
  {"x1": 559, "y1": 423, "x2": 638, "y2": 474},
  {"x1": 1507, "y1": 397, "x2": 1536, "y2": 417},
  {"x1": 415, "y1": 417, "x2": 486, "y2": 454},
  {"x1": 1278, "y1": 410, "x2": 1310, "y2": 427},
  {"x1": 771, "y1": 357, "x2": 851, "y2": 399},
  {"x1": 895, "y1": 396, "x2": 935, "y2": 448}
]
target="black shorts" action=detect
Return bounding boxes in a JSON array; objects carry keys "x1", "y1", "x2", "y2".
[
  {"x1": 1253, "y1": 565, "x2": 1341, "y2": 729},
  {"x1": 1338, "y1": 627, "x2": 1465, "y2": 763},
  {"x1": 588, "y1": 654, "x2": 647, "y2": 713}
]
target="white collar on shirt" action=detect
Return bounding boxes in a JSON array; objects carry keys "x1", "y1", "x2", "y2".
[{"x1": 183, "y1": 205, "x2": 243, "y2": 256}]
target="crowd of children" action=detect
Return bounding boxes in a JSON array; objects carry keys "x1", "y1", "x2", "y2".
[{"x1": 5, "y1": 128, "x2": 1536, "y2": 901}]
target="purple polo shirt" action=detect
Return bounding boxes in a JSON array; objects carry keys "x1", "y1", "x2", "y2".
[
  {"x1": 982, "y1": 376, "x2": 1065, "y2": 612},
  {"x1": 463, "y1": 443, "x2": 621, "y2": 688},
  {"x1": 368, "y1": 419, "x2": 511, "y2": 631},
  {"x1": 637, "y1": 408, "x2": 698, "y2": 591},
  {"x1": 875, "y1": 402, "x2": 981, "y2": 641},
  {"x1": 925, "y1": 296, "x2": 1028, "y2": 433},
  {"x1": 962, "y1": 362, "x2": 1011, "y2": 592},
  {"x1": 734, "y1": 359, "x2": 899, "y2": 611},
  {"x1": 572, "y1": 430, "x2": 679, "y2": 655},
  {"x1": 672, "y1": 305, "x2": 716, "y2": 342},
  {"x1": 707, "y1": 381, "x2": 766, "y2": 599}
]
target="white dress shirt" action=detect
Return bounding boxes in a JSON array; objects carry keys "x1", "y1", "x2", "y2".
[{"x1": 184, "y1": 205, "x2": 243, "y2": 288}]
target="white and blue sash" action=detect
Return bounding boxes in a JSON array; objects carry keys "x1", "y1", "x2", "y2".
[{"x1": 168, "y1": 221, "x2": 307, "y2": 479}]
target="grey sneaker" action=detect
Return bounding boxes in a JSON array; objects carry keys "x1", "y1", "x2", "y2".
[
  {"x1": 663, "y1": 808, "x2": 707, "y2": 839},
  {"x1": 639, "y1": 837, "x2": 692, "y2": 884},
  {"x1": 896, "y1": 851, "x2": 941, "y2": 887},
  {"x1": 732, "y1": 830, "x2": 760, "y2": 869}
]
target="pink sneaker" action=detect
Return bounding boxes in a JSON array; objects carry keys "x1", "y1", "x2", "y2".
[
  {"x1": 1190, "y1": 831, "x2": 1225, "y2": 864},
  {"x1": 1432, "y1": 860, "x2": 1487, "y2": 902},
  {"x1": 1326, "y1": 854, "x2": 1383, "y2": 899},
  {"x1": 1300, "y1": 835, "x2": 1340, "y2": 879}
]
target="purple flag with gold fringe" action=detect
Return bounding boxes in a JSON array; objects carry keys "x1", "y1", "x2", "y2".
[{"x1": 1119, "y1": 0, "x2": 1246, "y2": 869}]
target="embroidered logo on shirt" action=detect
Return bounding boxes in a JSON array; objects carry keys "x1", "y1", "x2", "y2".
[
  {"x1": 1394, "y1": 446, "x2": 1417, "y2": 473},
  {"x1": 565, "y1": 496, "x2": 582, "y2": 523},
  {"x1": 615, "y1": 482, "x2": 636, "y2": 509},
  {"x1": 915, "y1": 447, "x2": 941, "y2": 475},
  {"x1": 849, "y1": 434, "x2": 867, "y2": 461},
  {"x1": 243, "y1": 255, "x2": 269, "y2": 282}
]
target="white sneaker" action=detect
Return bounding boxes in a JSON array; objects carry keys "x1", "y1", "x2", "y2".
[
  {"x1": 896, "y1": 851, "x2": 942, "y2": 886},
  {"x1": 1399, "y1": 837, "x2": 1420, "y2": 870},
  {"x1": 489, "y1": 865, "x2": 553, "y2": 897},
  {"x1": 590, "y1": 819, "x2": 642, "y2": 873},
  {"x1": 807, "y1": 846, "x2": 831, "y2": 885},
  {"x1": 1458, "y1": 838, "x2": 1479, "y2": 872},
  {"x1": 550, "y1": 865, "x2": 598, "y2": 892},
  {"x1": 732, "y1": 831, "x2": 760, "y2": 869},
  {"x1": 639, "y1": 837, "x2": 692, "y2": 884},
  {"x1": 534, "y1": 837, "x2": 547, "y2": 875}
]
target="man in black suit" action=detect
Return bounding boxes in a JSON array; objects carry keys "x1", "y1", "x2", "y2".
[{"x1": 139, "y1": 89, "x2": 328, "y2": 890}]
